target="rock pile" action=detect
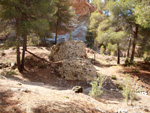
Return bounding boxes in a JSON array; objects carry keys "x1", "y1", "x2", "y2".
[{"x1": 50, "y1": 41, "x2": 96, "y2": 81}]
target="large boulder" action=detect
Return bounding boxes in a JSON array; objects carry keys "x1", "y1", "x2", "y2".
[
  {"x1": 50, "y1": 41, "x2": 97, "y2": 81},
  {"x1": 57, "y1": 58, "x2": 96, "y2": 81},
  {"x1": 49, "y1": 41, "x2": 87, "y2": 62}
]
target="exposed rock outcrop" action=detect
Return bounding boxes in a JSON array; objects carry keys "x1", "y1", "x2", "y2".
[
  {"x1": 49, "y1": 41, "x2": 87, "y2": 62},
  {"x1": 70, "y1": 0, "x2": 96, "y2": 16},
  {"x1": 50, "y1": 41, "x2": 96, "y2": 81},
  {"x1": 48, "y1": 0, "x2": 96, "y2": 43}
]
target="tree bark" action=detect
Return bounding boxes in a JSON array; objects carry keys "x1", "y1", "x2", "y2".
[
  {"x1": 24, "y1": 36, "x2": 27, "y2": 51},
  {"x1": 117, "y1": 43, "x2": 120, "y2": 64},
  {"x1": 55, "y1": 20, "x2": 59, "y2": 44},
  {"x1": 94, "y1": 52, "x2": 96, "y2": 64},
  {"x1": 130, "y1": 24, "x2": 138, "y2": 62},
  {"x1": 127, "y1": 34, "x2": 132, "y2": 57},
  {"x1": 16, "y1": 36, "x2": 21, "y2": 72},
  {"x1": 20, "y1": 35, "x2": 27, "y2": 72}
]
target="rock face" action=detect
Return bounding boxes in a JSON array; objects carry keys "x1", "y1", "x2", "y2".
[
  {"x1": 50, "y1": 41, "x2": 96, "y2": 81},
  {"x1": 49, "y1": 41, "x2": 87, "y2": 62},
  {"x1": 48, "y1": 0, "x2": 96, "y2": 43},
  {"x1": 70, "y1": 0, "x2": 95, "y2": 16}
]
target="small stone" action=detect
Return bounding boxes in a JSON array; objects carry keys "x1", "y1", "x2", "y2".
[
  {"x1": 1, "y1": 52, "x2": 5, "y2": 56},
  {"x1": 144, "y1": 108, "x2": 149, "y2": 112},
  {"x1": 17, "y1": 83, "x2": 22, "y2": 85},
  {"x1": 20, "y1": 88, "x2": 31, "y2": 93},
  {"x1": 72, "y1": 86, "x2": 83, "y2": 93},
  {"x1": 117, "y1": 108, "x2": 128, "y2": 113},
  {"x1": 11, "y1": 88, "x2": 20, "y2": 92},
  {"x1": 11, "y1": 63, "x2": 16, "y2": 69}
]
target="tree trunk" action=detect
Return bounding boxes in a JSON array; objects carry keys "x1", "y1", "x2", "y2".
[
  {"x1": 55, "y1": 20, "x2": 59, "y2": 44},
  {"x1": 24, "y1": 36, "x2": 27, "y2": 51},
  {"x1": 117, "y1": 43, "x2": 120, "y2": 64},
  {"x1": 20, "y1": 35, "x2": 27, "y2": 72},
  {"x1": 130, "y1": 24, "x2": 138, "y2": 62},
  {"x1": 16, "y1": 37, "x2": 21, "y2": 72},
  {"x1": 94, "y1": 52, "x2": 96, "y2": 64},
  {"x1": 127, "y1": 34, "x2": 132, "y2": 57}
]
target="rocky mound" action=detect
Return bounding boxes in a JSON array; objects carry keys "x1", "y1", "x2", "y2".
[
  {"x1": 50, "y1": 41, "x2": 96, "y2": 81},
  {"x1": 57, "y1": 58, "x2": 96, "y2": 81},
  {"x1": 49, "y1": 41, "x2": 87, "y2": 62}
]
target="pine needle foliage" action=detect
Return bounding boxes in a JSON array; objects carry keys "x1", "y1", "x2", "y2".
[
  {"x1": 89, "y1": 74, "x2": 107, "y2": 98},
  {"x1": 122, "y1": 75, "x2": 136, "y2": 105}
]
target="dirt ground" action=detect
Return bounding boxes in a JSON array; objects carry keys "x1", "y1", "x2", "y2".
[{"x1": 0, "y1": 47, "x2": 150, "y2": 113}]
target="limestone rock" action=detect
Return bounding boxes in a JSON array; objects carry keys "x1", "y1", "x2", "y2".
[
  {"x1": 72, "y1": 86, "x2": 83, "y2": 93},
  {"x1": 10, "y1": 62, "x2": 17, "y2": 69},
  {"x1": 49, "y1": 41, "x2": 87, "y2": 62},
  {"x1": 50, "y1": 41, "x2": 97, "y2": 81},
  {"x1": 47, "y1": 0, "x2": 96, "y2": 43},
  {"x1": 57, "y1": 58, "x2": 96, "y2": 81}
]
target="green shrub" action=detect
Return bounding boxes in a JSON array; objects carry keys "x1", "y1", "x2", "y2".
[
  {"x1": 125, "y1": 57, "x2": 135, "y2": 67},
  {"x1": 37, "y1": 63, "x2": 47, "y2": 69},
  {"x1": 144, "y1": 57, "x2": 150, "y2": 64},
  {"x1": 2, "y1": 70, "x2": 17, "y2": 76},
  {"x1": 125, "y1": 57, "x2": 130, "y2": 66},
  {"x1": 122, "y1": 75, "x2": 136, "y2": 105},
  {"x1": 2, "y1": 37, "x2": 22, "y2": 49},
  {"x1": 117, "y1": 84, "x2": 123, "y2": 90},
  {"x1": 89, "y1": 74, "x2": 107, "y2": 98},
  {"x1": 111, "y1": 75, "x2": 117, "y2": 80},
  {"x1": 27, "y1": 34, "x2": 41, "y2": 46},
  {"x1": 132, "y1": 68, "x2": 139, "y2": 73},
  {"x1": 100, "y1": 46, "x2": 105, "y2": 54}
]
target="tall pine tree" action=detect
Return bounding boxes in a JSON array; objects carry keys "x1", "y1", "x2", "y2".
[
  {"x1": 0, "y1": 0, "x2": 55, "y2": 71},
  {"x1": 50, "y1": 0, "x2": 74, "y2": 44}
]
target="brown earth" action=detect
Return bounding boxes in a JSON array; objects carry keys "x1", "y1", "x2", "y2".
[{"x1": 0, "y1": 47, "x2": 150, "y2": 113}]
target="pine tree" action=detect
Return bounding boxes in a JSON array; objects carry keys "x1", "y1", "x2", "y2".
[
  {"x1": 0, "y1": 0, "x2": 55, "y2": 71},
  {"x1": 135, "y1": 0, "x2": 150, "y2": 28},
  {"x1": 107, "y1": 0, "x2": 149, "y2": 62},
  {"x1": 50, "y1": 0, "x2": 74, "y2": 44}
]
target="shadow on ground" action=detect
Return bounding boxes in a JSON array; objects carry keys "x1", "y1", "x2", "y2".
[
  {"x1": 93, "y1": 60, "x2": 116, "y2": 68},
  {"x1": 0, "y1": 90, "x2": 22, "y2": 113},
  {"x1": 32, "y1": 100, "x2": 102, "y2": 113},
  {"x1": 122, "y1": 62, "x2": 150, "y2": 95}
]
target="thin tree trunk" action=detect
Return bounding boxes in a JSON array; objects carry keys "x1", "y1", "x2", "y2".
[
  {"x1": 117, "y1": 43, "x2": 120, "y2": 64},
  {"x1": 16, "y1": 37, "x2": 21, "y2": 72},
  {"x1": 55, "y1": 20, "x2": 59, "y2": 44},
  {"x1": 127, "y1": 34, "x2": 132, "y2": 57},
  {"x1": 21, "y1": 35, "x2": 27, "y2": 72},
  {"x1": 94, "y1": 52, "x2": 96, "y2": 64},
  {"x1": 25, "y1": 36, "x2": 27, "y2": 51},
  {"x1": 130, "y1": 24, "x2": 138, "y2": 62}
]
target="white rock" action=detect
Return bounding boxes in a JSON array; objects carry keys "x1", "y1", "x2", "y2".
[{"x1": 117, "y1": 108, "x2": 128, "y2": 113}]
